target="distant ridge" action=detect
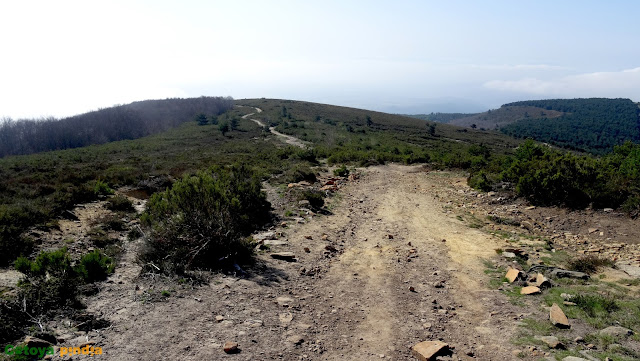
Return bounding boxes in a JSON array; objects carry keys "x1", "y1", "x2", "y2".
[{"x1": 0, "y1": 96, "x2": 233, "y2": 157}]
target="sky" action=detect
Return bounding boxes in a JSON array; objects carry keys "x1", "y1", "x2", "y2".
[{"x1": 1, "y1": 0, "x2": 639, "y2": 118}]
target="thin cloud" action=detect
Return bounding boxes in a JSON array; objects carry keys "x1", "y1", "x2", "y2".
[
  {"x1": 483, "y1": 67, "x2": 640, "y2": 100},
  {"x1": 470, "y1": 64, "x2": 570, "y2": 71}
]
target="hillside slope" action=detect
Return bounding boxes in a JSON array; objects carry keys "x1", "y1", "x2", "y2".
[
  {"x1": 412, "y1": 98, "x2": 640, "y2": 154},
  {"x1": 0, "y1": 96, "x2": 233, "y2": 157},
  {"x1": 237, "y1": 99, "x2": 520, "y2": 156},
  {"x1": 449, "y1": 106, "x2": 564, "y2": 129},
  {"x1": 500, "y1": 98, "x2": 640, "y2": 154}
]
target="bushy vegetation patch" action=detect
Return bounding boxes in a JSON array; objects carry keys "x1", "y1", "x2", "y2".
[
  {"x1": 567, "y1": 256, "x2": 615, "y2": 275},
  {"x1": 333, "y1": 164, "x2": 350, "y2": 177},
  {"x1": 298, "y1": 189, "x2": 325, "y2": 209},
  {"x1": 573, "y1": 294, "x2": 619, "y2": 317},
  {"x1": 13, "y1": 248, "x2": 115, "y2": 314},
  {"x1": 2, "y1": 248, "x2": 114, "y2": 346},
  {"x1": 106, "y1": 195, "x2": 135, "y2": 212},
  {"x1": 467, "y1": 171, "x2": 492, "y2": 191},
  {"x1": 471, "y1": 139, "x2": 640, "y2": 211},
  {"x1": 0, "y1": 206, "x2": 36, "y2": 267},
  {"x1": 282, "y1": 164, "x2": 317, "y2": 184},
  {"x1": 140, "y1": 164, "x2": 271, "y2": 273},
  {"x1": 75, "y1": 250, "x2": 116, "y2": 283}
]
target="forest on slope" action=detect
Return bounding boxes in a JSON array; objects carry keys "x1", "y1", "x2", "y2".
[
  {"x1": 0, "y1": 96, "x2": 234, "y2": 157},
  {"x1": 500, "y1": 98, "x2": 640, "y2": 154},
  {"x1": 409, "y1": 98, "x2": 640, "y2": 155}
]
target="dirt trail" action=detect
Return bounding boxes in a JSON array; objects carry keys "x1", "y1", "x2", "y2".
[
  {"x1": 80, "y1": 164, "x2": 524, "y2": 360},
  {"x1": 290, "y1": 165, "x2": 517, "y2": 360},
  {"x1": 241, "y1": 107, "x2": 309, "y2": 149}
]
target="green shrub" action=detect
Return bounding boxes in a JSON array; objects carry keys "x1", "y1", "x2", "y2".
[
  {"x1": 499, "y1": 140, "x2": 640, "y2": 209},
  {"x1": 300, "y1": 190, "x2": 325, "y2": 209},
  {"x1": 0, "y1": 206, "x2": 36, "y2": 266},
  {"x1": 140, "y1": 164, "x2": 271, "y2": 273},
  {"x1": 468, "y1": 171, "x2": 492, "y2": 191},
  {"x1": 14, "y1": 248, "x2": 115, "y2": 309},
  {"x1": 92, "y1": 180, "x2": 114, "y2": 196},
  {"x1": 106, "y1": 195, "x2": 135, "y2": 212},
  {"x1": 75, "y1": 250, "x2": 115, "y2": 283},
  {"x1": 282, "y1": 164, "x2": 317, "y2": 184},
  {"x1": 291, "y1": 149, "x2": 318, "y2": 163},
  {"x1": 567, "y1": 256, "x2": 614, "y2": 274},
  {"x1": 13, "y1": 248, "x2": 80, "y2": 314},
  {"x1": 333, "y1": 165, "x2": 350, "y2": 177}
]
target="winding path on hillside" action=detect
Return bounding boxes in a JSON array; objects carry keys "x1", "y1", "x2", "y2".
[{"x1": 240, "y1": 106, "x2": 309, "y2": 149}]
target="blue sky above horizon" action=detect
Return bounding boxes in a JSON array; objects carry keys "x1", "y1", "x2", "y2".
[{"x1": 1, "y1": 0, "x2": 639, "y2": 118}]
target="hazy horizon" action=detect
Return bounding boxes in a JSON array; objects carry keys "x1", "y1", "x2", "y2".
[{"x1": 1, "y1": 0, "x2": 639, "y2": 119}]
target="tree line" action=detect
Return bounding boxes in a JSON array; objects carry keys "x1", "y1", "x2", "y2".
[{"x1": 0, "y1": 96, "x2": 234, "y2": 157}]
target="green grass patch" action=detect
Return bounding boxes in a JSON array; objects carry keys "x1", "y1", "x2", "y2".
[
  {"x1": 543, "y1": 285, "x2": 640, "y2": 330},
  {"x1": 540, "y1": 250, "x2": 571, "y2": 267},
  {"x1": 616, "y1": 278, "x2": 640, "y2": 287}
]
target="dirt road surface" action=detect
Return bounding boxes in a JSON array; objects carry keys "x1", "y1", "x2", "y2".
[{"x1": 81, "y1": 165, "x2": 526, "y2": 360}]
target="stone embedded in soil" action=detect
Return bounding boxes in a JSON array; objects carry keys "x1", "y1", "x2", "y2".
[
  {"x1": 254, "y1": 231, "x2": 276, "y2": 241},
  {"x1": 505, "y1": 267, "x2": 521, "y2": 283},
  {"x1": 279, "y1": 312, "x2": 293, "y2": 325},
  {"x1": 263, "y1": 240, "x2": 288, "y2": 246},
  {"x1": 23, "y1": 336, "x2": 52, "y2": 348},
  {"x1": 223, "y1": 341, "x2": 239, "y2": 354},
  {"x1": 535, "y1": 273, "x2": 551, "y2": 288},
  {"x1": 270, "y1": 252, "x2": 297, "y2": 261},
  {"x1": 535, "y1": 335, "x2": 564, "y2": 349},
  {"x1": 520, "y1": 286, "x2": 541, "y2": 295},
  {"x1": 286, "y1": 334, "x2": 304, "y2": 346},
  {"x1": 215, "y1": 315, "x2": 224, "y2": 322},
  {"x1": 276, "y1": 296, "x2": 294, "y2": 307},
  {"x1": 244, "y1": 319, "x2": 263, "y2": 328},
  {"x1": 617, "y1": 264, "x2": 640, "y2": 278},
  {"x1": 599, "y1": 326, "x2": 634, "y2": 338},
  {"x1": 411, "y1": 340, "x2": 449, "y2": 361},
  {"x1": 560, "y1": 293, "x2": 575, "y2": 300},
  {"x1": 550, "y1": 269, "x2": 589, "y2": 280},
  {"x1": 550, "y1": 303, "x2": 570, "y2": 328}
]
